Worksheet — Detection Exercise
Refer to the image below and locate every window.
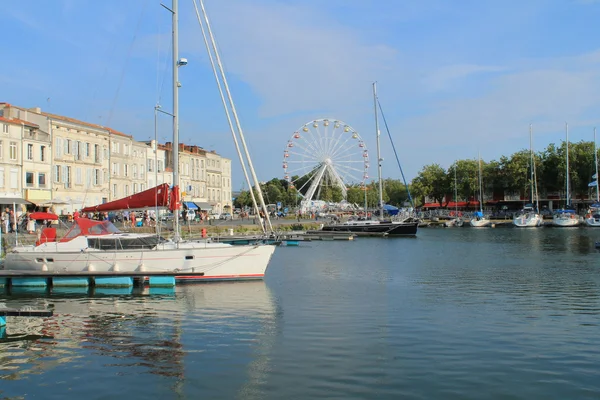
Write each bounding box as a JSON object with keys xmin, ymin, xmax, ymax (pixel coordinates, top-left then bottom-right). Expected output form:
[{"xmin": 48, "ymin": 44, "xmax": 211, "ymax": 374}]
[
  {"xmin": 133, "ymin": 183, "xmax": 138, "ymax": 193},
  {"xmin": 25, "ymin": 172, "xmax": 34, "ymax": 187},
  {"xmin": 124, "ymin": 185, "xmax": 129, "ymax": 196},
  {"xmin": 10, "ymin": 168, "xmax": 18, "ymax": 189},
  {"xmin": 38, "ymin": 173, "xmax": 46, "ymax": 188},
  {"xmin": 54, "ymin": 165, "xmax": 61, "ymax": 183},
  {"xmin": 158, "ymin": 160, "xmax": 163, "ymax": 172},
  {"xmin": 65, "ymin": 139, "xmax": 71, "ymax": 155},
  {"xmin": 75, "ymin": 167, "xmax": 82, "ymax": 185},
  {"xmin": 133, "ymin": 164, "xmax": 138, "ymax": 178},
  {"xmin": 140, "ymin": 165, "xmax": 145, "ymax": 179},
  {"xmin": 9, "ymin": 142, "xmax": 17, "ymax": 160},
  {"xmin": 2, "ymin": 124, "xmax": 8, "ymax": 133},
  {"xmin": 112, "ymin": 184, "xmax": 118, "ymax": 198},
  {"xmin": 74, "ymin": 141, "xmax": 81, "ymax": 160},
  {"xmin": 124, "ymin": 164, "xmax": 129, "ymax": 177},
  {"xmin": 94, "ymin": 144, "xmax": 101, "ymax": 163},
  {"xmin": 86, "ymin": 168, "xmax": 92, "ymax": 189},
  {"xmin": 140, "ymin": 184, "xmax": 145, "ymax": 191},
  {"xmin": 0, "ymin": 140, "xmax": 3, "ymax": 159},
  {"xmin": 40, "ymin": 146, "xmax": 46, "ymax": 162},
  {"xmin": 85, "ymin": 142, "xmax": 90, "ymax": 158},
  {"xmin": 148, "ymin": 159, "xmax": 154, "ymax": 172},
  {"xmin": 62, "ymin": 166, "xmax": 71, "ymax": 187},
  {"xmin": 27, "ymin": 144, "xmax": 33, "ymax": 160},
  {"xmin": 56, "ymin": 138, "xmax": 63, "ymax": 157},
  {"xmin": 0, "ymin": 167, "xmax": 4, "ymax": 187},
  {"xmin": 94, "ymin": 169, "xmax": 101, "ymax": 186}
]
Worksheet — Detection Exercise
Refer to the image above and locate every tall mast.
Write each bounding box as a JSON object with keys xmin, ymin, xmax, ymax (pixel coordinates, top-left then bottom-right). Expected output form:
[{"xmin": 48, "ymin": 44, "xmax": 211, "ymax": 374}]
[
  {"xmin": 529, "ymin": 124, "xmax": 534, "ymax": 204},
  {"xmin": 454, "ymin": 166, "xmax": 458, "ymax": 214},
  {"xmin": 171, "ymin": 0, "xmax": 181, "ymax": 240},
  {"xmin": 566, "ymin": 122, "xmax": 570, "ymax": 207},
  {"xmin": 478, "ymin": 152, "xmax": 483, "ymax": 213},
  {"xmin": 373, "ymin": 82, "xmax": 384, "ymax": 219},
  {"xmin": 595, "ymin": 127, "xmax": 599, "ymax": 203}
]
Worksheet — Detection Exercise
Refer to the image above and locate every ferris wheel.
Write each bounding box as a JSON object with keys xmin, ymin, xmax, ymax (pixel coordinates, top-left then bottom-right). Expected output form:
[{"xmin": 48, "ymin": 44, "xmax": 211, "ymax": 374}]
[{"xmin": 282, "ymin": 118, "xmax": 369, "ymax": 202}]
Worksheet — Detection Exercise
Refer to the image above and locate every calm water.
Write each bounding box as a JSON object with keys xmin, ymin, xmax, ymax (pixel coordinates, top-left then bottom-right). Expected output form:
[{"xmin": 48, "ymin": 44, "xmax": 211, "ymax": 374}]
[{"xmin": 2, "ymin": 227, "xmax": 600, "ymax": 399}]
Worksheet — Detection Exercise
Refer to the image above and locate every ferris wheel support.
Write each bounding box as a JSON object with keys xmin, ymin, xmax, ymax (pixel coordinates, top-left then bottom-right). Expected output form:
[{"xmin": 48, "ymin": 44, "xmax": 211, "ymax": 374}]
[{"xmin": 304, "ymin": 163, "xmax": 328, "ymax": 202}]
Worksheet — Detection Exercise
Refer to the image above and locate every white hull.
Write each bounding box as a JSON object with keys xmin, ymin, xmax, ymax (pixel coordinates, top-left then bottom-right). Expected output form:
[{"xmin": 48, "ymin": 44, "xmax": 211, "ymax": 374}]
[
  {"xmin": 585, "ymin": 217, "xmax": 600, "ymax": 226},
  {"xmin": 445, "ymin": 218, "xmax": 463, "ymax": 227},
  {"xmin": 469, "ymin": 218, "xmax": 491, "ymax": 227},
  {"xmin": 513, "ymin": 214, "xmax": 543, "ymax": 227},
  {"xmin": 4, "ymin": 237, "xmax": 276, "ymax": 281},
  {"xmin": 552, "ymin": 216, "xmax": 580, "ymax": 227}
]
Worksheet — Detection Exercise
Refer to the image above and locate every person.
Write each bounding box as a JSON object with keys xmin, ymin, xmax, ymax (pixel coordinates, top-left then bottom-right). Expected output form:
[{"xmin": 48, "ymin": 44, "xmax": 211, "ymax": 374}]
[
  {"xmin": 130, "ymin": 211, "xmax": 136, "ymax": 228},
  {"xmin": 26, "ymin": 213, "xmax": 36, "ymax": 234},
  {"xmin": 73, "ymin": 209, "xmax": 80, "ymax": 220}
]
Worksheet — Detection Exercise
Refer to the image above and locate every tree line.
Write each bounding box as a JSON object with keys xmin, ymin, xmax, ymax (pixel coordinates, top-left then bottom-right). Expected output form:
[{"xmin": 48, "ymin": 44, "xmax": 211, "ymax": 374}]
[
  {"xmin": 411, "ymin": 140, "xmax": 598, "ymax": 206},
  {"xmin": 233, "ymin": 140, "xmax": 599, "ymax": 209}
]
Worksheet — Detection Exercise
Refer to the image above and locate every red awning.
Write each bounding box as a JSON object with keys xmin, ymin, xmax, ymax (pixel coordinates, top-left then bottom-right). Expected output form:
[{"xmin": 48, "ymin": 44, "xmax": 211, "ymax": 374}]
[
  {"xmin": 29, "ymin": 212, "xmax": 59, "ymax": 220},
  {"xmin": 422, "ymin": 203, "xmax": 440, "ymax": 208}
]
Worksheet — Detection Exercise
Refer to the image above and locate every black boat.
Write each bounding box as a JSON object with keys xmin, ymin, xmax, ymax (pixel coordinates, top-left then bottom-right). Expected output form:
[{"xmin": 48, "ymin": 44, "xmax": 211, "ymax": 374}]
[{"xmin": 320, "ymin": 219, "xmax": 418, "ymax": 237}]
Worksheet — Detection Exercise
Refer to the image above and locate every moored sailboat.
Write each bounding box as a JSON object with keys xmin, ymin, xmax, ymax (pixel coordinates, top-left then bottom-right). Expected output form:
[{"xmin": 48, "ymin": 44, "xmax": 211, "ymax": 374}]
[
  {"xmin": 513, "ymin": 124, "xmax": 543, "ymax": 227},
  {"xmin": 553, "ymin": 123, "xmax": 580, "ymax": 227},
  {"xmin": 320, "ymin": 82, "xmax": 418, "ymax": 236},
  {"xmin": 585, "ymin": 127, "xmax": 600, "ymax": 227},
  {"xmin": 3, "ymin": 0, "xmax": 277, "ymax": 280},
  {"xmin": 469, "ymin": 154, "xmax": 490, "ymax": 227}
]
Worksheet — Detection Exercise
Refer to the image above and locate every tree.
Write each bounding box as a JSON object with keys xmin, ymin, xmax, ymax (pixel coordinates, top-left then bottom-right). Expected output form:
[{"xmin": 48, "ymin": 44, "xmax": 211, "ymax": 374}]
[{"xmin": 411, "ymin": 164, "xmax": 449, "ymax": 206}]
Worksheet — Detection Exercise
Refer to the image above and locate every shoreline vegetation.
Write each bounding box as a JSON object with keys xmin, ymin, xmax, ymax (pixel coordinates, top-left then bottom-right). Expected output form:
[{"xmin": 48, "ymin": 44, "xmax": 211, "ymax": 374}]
[{"xmin": 233, "ymin": 140, "xmax": 600, "ymax": 209}]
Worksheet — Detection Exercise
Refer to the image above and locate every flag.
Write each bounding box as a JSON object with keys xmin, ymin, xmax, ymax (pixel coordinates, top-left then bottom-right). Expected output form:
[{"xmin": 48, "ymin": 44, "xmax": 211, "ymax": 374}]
[{"xmin": 589, "ymin": 181, "xmax": 598, "ymax": 187}]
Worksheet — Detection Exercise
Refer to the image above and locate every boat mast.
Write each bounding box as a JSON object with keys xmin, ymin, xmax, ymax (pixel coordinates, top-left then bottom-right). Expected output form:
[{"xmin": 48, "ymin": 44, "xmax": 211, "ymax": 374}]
[
  {"xmin": 172, "ymin": 0, "xmax": 181, "ymax": 241},
  {"xmin": 478, "ymin": 152, "xmax": 483, "ymax": 213},
  {"xmin": 566, "ymin": 122, "xmax": 570, "ymax": 207},
  {"xmin": 529, "ymin": 124, "xmax": 534, "ymax": 205},
  {"xmin": 373, "ymin": 82, "xmax": 384, "ymax": 219},
  {"xmin": 595, "ymin": 127, "xmax": 599, "ymax": 203},
  {"xmin": 454, "ymin": 166, "xmax": 458, "ymax": 215}
]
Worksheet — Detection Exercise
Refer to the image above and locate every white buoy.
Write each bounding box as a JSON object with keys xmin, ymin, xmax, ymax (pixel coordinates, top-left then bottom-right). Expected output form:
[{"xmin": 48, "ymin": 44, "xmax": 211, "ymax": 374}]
[
  {"xmin": 41, "ymin": 263, "xmax": 48, "ymax": 271},
  {"xmin": 112, "ymin": 263, "xmax": 120, "ymax": 272},
  {"xmin": 137, "ymin": 263, "xmax": 146, "ymax": 272}
]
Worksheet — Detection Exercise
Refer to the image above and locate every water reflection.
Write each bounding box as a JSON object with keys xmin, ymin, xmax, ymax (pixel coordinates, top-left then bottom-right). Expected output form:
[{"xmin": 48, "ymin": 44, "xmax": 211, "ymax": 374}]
[{"xmin": 0, "ymin": 282, "xmax": 278, "ymax": 398}]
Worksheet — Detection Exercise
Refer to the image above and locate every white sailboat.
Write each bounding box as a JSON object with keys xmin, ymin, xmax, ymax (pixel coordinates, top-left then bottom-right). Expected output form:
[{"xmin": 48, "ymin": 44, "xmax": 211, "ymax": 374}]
[
  {"xmin": 585, "ymin": 127, "xmax": 600, "ymax": 227},
  {"xmin": 3, "ymin": 0, "xmax": 277, "ymax": 280},
  {"xmin": 445, "ymin": 167, "xmax": 463, "ymax": 227},
  {"xmin": 513, "ymin": 124, "xmax": 543, "ymax": 227},
  {"xmin": 553, "ymin": 122, "xmax": 580, "ymax": 227},
  {"xmin": 469, "ymin": 154, "xmax": 490, "ymax": 227}
]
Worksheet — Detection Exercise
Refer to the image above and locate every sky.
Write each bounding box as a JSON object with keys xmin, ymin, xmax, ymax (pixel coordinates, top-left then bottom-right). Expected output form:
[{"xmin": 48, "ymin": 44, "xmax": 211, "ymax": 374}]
[{"xmin": 3, "ymin": 0, "xmax": 600, "ymax": 190}]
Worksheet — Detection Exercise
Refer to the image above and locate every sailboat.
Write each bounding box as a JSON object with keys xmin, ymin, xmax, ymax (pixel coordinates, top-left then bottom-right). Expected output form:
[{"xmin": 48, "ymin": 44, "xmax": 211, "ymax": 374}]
[
  {"xmin": 320, "ymin": 82, "xmax": 418, "ymax": 236},
  {"xmin": 585, "ymin": 128, "xmax": 600, "ymax": 227},
  {"xmin": 513, "ymin": 124, "xmax": 543, "ymax": 227},
  {"xmin": 445, "ymin": 167, "xmax": 463, "ymax": 227},
  {"xmin": 2, "ymin": 0, "xmax": 277, "ymax": 280},
  {"xmin": 553, "ymin": 123, "xmax": 579, "ymax": 227},
  {"xmin": 469, "ymin": 154, "xmax": 491, "ymax": 227}
]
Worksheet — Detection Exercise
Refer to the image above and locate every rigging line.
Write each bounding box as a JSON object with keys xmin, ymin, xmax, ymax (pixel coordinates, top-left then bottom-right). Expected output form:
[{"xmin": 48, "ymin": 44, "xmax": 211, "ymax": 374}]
[
  {"xmin": 198, "ymin": 0, "xmax": 273, "ymax": 234},
  {"xmin": 376, "ymin": 98, "xmax": 414, "ymax": 208},
  {"xmin": 192, "ymin": 0, "xmax": 264, "ymax": 234},
  {"xmin": 106, "ymin": 0, "xmax": 149, "ymax": 127}
]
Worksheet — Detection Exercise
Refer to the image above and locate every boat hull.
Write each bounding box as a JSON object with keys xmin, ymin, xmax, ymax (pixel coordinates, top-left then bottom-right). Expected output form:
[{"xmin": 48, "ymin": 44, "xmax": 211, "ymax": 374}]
[
  {"xmin": 552, "ymin": 217, "xmax": 580, "ymax": 227},
  {"xmin": 469, "ymin": 218, "xmax": 491, "ymax": 227},
  {"xmin": 513, "ymin": 214, "xmax": 543, "ymax": 227},
  {"xmin": 3, "ymin": 244, "xmax": 277, "ymax": 282},
  {"xmin": 320, "ymin": 221, "xmax": 418, "ymax": 236},
  {"xmin": 585, "ymin": 217, "xmax": 600, "ymax": 227}
]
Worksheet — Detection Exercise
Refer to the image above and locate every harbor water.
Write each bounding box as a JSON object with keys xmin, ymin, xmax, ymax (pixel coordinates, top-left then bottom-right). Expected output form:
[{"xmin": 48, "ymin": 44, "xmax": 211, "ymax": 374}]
[{"xmin": 2, "ymin": 227, "xmax": 600, "ymax": 399}]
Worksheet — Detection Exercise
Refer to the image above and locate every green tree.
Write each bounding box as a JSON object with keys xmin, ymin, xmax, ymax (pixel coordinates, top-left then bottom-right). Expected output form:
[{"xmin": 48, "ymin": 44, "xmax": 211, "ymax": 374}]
[{"xmin": 411, "ymin": 164, "xmax": 449, "ymax": 206}]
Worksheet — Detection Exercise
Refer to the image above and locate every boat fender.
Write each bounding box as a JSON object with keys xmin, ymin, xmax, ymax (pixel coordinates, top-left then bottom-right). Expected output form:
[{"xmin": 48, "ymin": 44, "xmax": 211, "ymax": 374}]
[
  {"xmin": 87, "ymin": 264, "xmax": 96, "ymax": 272},
  {"xmin": 201, "ymin": 228, "xmax": 207, "ymax": 238},
  {"xmin": 41, "ymin": 263, "xmax": 48, "ymax": 271},
  {"xmin": 137, "ymin": 263, "xmax": 146, "ymax": 272},
  {"xmin": 112, "ymin": 263, "xmax": 120, "ymax": 272}
]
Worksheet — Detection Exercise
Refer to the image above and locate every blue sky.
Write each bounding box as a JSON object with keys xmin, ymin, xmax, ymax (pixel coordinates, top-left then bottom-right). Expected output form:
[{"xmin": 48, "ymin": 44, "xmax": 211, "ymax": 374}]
[{"xmin": 3, "ymin": 0, "xmax": 600, "ymax": 189}]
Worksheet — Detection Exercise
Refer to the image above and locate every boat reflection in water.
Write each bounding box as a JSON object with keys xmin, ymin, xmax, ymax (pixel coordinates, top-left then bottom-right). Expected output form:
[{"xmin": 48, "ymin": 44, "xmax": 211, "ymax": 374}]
[{"xmin": 0, "ymin": 282, "xmax": 277, "ymax": 398}]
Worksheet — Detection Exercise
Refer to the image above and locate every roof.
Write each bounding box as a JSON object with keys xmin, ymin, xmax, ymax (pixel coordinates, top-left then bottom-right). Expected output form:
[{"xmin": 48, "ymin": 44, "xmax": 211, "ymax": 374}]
[
  {"xmin": 2, "ymin": 104, "xmax": 130, "ymax": 138},
  {"xmin": 0, "ymin": 116, "xmax": 39, "ymax": 128}
]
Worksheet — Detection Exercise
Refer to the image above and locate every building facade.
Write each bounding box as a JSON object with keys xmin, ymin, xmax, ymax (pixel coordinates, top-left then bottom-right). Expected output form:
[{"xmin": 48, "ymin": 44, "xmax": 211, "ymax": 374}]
[{"xmin": 0, "ymin": 103, "xmax": 233, "ymax": 215}]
